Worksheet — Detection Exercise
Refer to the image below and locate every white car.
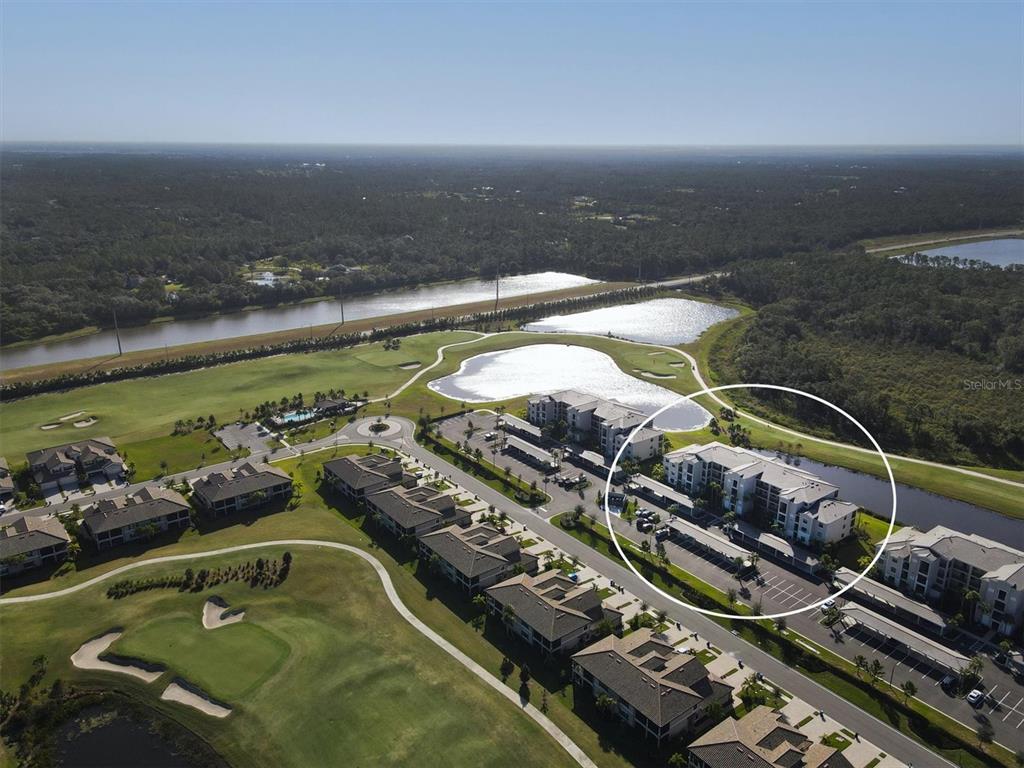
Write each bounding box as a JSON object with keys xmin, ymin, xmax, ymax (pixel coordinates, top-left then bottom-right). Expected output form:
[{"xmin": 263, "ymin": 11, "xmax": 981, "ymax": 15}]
[
  {"xmin": 820, "ymin": 598, "xmax": 837, "ymax": 614},
  {"xmin": 966, "ymin": 689, "xmax": 986, "ymax": 707},
  {"xmin": 483, "ymin": 432, "xmax": 496, "ymax": 441}
]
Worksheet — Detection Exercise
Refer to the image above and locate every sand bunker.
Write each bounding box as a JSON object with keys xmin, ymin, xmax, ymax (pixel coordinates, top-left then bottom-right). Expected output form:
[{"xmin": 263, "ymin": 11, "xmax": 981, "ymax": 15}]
[
  {"xmin": 202, "ymin": 597, "xmax": 246, "ymax": 630},
  {"xmin": 647, "ymin": 351, "xmax": 666, "ymax": 356},
  {"xmin": 71, "ymin": 631, "xmax": 164, "ymax": 683},
  {"xmin": 73, "ymin": 417, "xmax": 98, "ymax": 428},
  {"xmin": 640, "ymin": 371, "xmax": 676, "ymax": 380},
  {"xmin": 668, "ymin": 362, "xmax": 691, "ymax": 368},
  {"xmin": 161, "ymin": 681, "xmax": 232, "ymax": 718},
  {"xmin": 398, "ymin": 361, "xmax": 422, "ymax": 370},
  {"xmin": 59, "ymin": 411, "xmax": 86, "ymax": 422},
  {"xmin": 41, "ymin": 423, "xmax": 61, "ymax": 430}
]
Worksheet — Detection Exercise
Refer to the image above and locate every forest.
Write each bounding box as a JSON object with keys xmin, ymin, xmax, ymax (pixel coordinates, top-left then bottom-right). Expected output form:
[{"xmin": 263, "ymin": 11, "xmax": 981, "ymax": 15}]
[
  {"xmin": 2, "ymin": 146, "xmax": 1022, "ymax": 343},
  {"xmin": 709, "ymin": 255, "xmax": 1024, "ymax": 466}
]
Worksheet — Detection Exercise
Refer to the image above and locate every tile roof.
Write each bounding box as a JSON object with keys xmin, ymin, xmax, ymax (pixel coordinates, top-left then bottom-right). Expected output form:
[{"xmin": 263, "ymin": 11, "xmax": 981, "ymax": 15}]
[
  {"xmin": 82, "ymin": 486, "xmax": 191, "ymax": 535},
  {"xmin": 0, "ymin": 515, "xmax": 70, "ymax": 560},
  {"xmin": 419, "ymin": 522, "xmax": 538, "ymax": 578},
  {"xmin": 191, "ymin": 461, "xmax": 291, "ymax": 504},
  {"xmin": 367, "ymin": 484, "xmax": 462, "ymax": 530},
  {"xmin": 323, "ymin": 453, "xmax": 404, "ymax": 490},
  {"xmin": 572, "ymin": 629, "xmax": 732, "ymax": 727},
  {"xmin": 688, "ymin": 705, "xmax": 854, "ymax": 768},
  {"xmin": 486, "ymin": 571, "xmax": 622, "ymax": 643}
]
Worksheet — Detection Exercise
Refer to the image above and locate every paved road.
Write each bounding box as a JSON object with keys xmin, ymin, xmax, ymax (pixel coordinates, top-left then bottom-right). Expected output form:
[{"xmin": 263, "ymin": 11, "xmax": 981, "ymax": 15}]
[{"xmin": 0, "ymin": 538, "xmax": 593, "ymax": 768}]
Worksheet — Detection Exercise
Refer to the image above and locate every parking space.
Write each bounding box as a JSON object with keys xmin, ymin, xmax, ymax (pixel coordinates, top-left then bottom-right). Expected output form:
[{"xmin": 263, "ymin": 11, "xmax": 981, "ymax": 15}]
[{"xmin": 983, "ymin": 686, "xmax": 1024, "ymax": 729}]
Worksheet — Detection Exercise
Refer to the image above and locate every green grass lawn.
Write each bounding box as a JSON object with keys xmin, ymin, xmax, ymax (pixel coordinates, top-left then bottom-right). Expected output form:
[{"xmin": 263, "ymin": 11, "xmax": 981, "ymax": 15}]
[
  {"xmin": 0, "ymin": 331, "xmax": 476, "ymax": 461},
  {"xmin": 0, "ymin": 548, "xmax": 576, "ymax": 768},
  {"xmin": 112, "ymin": 615, "xmax": 290, "ymax": 700},
  {"xmin": 121, "ymin": 430, "xmax": 247, "ymax": 480}
]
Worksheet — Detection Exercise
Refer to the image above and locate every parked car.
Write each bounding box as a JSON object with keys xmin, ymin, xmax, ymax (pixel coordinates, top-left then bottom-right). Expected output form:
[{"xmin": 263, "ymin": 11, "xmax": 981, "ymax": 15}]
[
  {"xmin": 940, "ymin": 674, "xmax": 958, "ymax": 693},
  {"xmin": 483, "ymin": 432, "xmax": 496, "ymax": 441},
  {"xmin": 638, "ymin": 521, "xmax": 654, "ymax": 533},
  {"xmin": 966, "ymin": 689, "xmax": 986, "ymax": 707},
  {"xmin": 654, "ymin": 528, "xmax": 670, "ymax": 541},
  {"xmin": 819, "ymin": 598, "xmax": 837, "ymax": 614}
]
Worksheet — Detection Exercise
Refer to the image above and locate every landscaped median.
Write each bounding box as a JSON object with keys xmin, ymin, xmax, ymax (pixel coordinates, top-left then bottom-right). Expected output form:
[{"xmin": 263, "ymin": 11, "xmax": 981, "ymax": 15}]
[{"xmin": 551, "ymin": 513, "xmax": 1019, "ymax": 768}]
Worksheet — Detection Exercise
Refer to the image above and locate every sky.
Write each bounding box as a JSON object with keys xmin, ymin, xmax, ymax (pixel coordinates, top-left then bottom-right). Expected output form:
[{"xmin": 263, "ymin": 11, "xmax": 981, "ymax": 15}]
[{"xmin": 1, "ymin": 1, "xmax": 1022, "ymax": 146}]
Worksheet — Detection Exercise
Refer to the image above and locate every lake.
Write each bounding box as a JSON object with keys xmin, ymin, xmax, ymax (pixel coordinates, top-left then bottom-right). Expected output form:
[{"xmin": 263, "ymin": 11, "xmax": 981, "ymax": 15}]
[
  {"xmin": 756, "ymin": 450, "xmax": 1023, "ymax": 542},
  {"xmin": 918, "ymin": 237, "xmax": 1024, "ymax": 267},
  {"xmin": 2, "ymin": 272, "xmax": 599, "ymax": 371},
  {"xmin": 522, "ymin": 297, "xmax": 739, "ymax": 345},
  {"xmin": 427, "ymin": 343, "xmax": 710, "ymax": 430}
]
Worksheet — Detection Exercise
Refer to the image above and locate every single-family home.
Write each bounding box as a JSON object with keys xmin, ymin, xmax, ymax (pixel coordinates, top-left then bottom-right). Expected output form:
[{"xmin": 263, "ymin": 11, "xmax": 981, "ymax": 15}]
[
  {"xmin": 80, "ymin": 486, "xmax": 192, "ymax": 551},
  {"xmin": 0, "ymin": 516, "xmax": 71, "ymax": 577},
  {"xmin": 418, "ymin": 522, "xmax": 539, "ymax": 592},
  {"xmin": 191, "ymin": 461, "xmax": 293, "ymax": 515},
  {"xmin": 571, "ymin": 629, "xmax": 733, "ymax": 746},
  {"xmin": 25, "ymin": 438, "xmax": 126, "ymax": 495},
  {"xmin": 485, "ymin": 570, "xmax": 623, "ymax": 654}
]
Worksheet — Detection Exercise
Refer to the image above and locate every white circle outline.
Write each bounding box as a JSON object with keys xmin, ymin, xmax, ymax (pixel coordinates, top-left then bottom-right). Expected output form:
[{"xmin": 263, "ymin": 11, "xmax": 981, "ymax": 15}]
[{"xmin": 603, "ymin": 383, "xmax": 897, "ymax": 620}]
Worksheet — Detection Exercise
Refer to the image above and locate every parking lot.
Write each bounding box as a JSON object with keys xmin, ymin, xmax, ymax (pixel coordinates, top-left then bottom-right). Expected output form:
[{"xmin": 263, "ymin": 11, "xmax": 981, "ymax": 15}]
[{"xmin": 438, "ymin": 410, "xmax": 1024, "ymax": 750}]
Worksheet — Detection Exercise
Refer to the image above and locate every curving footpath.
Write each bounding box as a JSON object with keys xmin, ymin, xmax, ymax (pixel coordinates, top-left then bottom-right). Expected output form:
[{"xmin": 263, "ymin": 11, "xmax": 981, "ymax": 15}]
[{"xmin": 0, "ymin": 539, "xmax": 596, "ymax": 768}]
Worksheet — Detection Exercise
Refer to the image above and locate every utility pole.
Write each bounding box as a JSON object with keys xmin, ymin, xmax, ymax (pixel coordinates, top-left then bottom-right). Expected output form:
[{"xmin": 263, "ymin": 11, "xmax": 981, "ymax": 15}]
[
  {"xmin": 338, "ymin": 284, "xmax": 345, "ymax": 326},
  {"xmin": 494, "ymin": 266, "xmax": 500, "ymax": 312},
  {"xmin": 112, "ymin": 307, "xmax": 123, "ymax": 356}
]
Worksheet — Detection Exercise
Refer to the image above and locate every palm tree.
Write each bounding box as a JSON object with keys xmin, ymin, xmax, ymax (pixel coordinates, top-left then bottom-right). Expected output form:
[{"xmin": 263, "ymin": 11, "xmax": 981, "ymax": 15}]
[
  {"xmin": 853, "ymin": 654, "xmax": 867, "ymax": 678},
  {"xmin": 501, "ymin": 604, "xmax": 517, "ymax": 635},
  {"xmin": 901, "ymin": 680, "xmax": 917, "ymax": 703},
  {"xmin": 868, "ymin": 658, "xmax": 884, "ymax": 685}
]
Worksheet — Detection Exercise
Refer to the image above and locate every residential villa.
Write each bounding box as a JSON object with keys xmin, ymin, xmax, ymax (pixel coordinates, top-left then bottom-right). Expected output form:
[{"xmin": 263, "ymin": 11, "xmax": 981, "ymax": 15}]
[
  {"xmin": 80, "ymin": 486, "xmax": 192, "ymax": 551},
  {"xmin": 0, "ymin": 516, "xmax": 71, "ymax": 577},
  {"xmin": 663, "ymin": 442, "xmax": 856, "ymax": 546},
  {"xmin": 571, "ymin": 629, "xmax": 733, "ymax": 746},
  {"xmin": 687, "ymin": 705, "xmax": 854, "ymax": 768},
  {"xmin": 879, "ymin": 525, "xmax": 1024, "ymax": 636},
  {"xmin": 323, "ymin": 453, "xmax": 406, "ymax": 502},
  {"xmin": 25, "ymin": 438, "xmax": 126, "ymax": 495},
  {"xmin": 527, "ymin": 390, "xmax": 662, "ymax": 462},
  {"xmin": 365, "ymin": 484, "xmax": 470, "ymax": 538},
  {"xmin": 0, "ymin": 457, "xmax": 15, "ymax": 508},
  {"xmin": 485, "ymin": 570, "xmax": 624, "ymax": 654},
  {"xmin": 191, "ymin": 461, "xmax": 293, "ymax": 515},
  {"xmin": 418, "ymin": 522, "xmax": 539, "ymax": 593}
]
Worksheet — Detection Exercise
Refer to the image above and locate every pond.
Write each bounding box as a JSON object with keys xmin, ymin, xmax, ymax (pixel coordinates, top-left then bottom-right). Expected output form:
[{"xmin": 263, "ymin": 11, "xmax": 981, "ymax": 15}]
[
  {"xmin": 522, "ymin": 297, "xmax": 739, "ymax": 345},
  {"xmin": 755, "ymin": 449, "xmax": 1023, "ymax": 542},
  {"xmin": 54, "ymin": 706, "xmax": 212, "ymax": 768},
  {"xmin": 916, "ymin": 237, "xmax": 1024, "ymax": 267},
  {"xmin": 2, "ymin": 272, "xmax": 600, "ymax": 371},
  {"xmin": 427, "ymin": 343, "xmax": 710, "ymax": 430}
]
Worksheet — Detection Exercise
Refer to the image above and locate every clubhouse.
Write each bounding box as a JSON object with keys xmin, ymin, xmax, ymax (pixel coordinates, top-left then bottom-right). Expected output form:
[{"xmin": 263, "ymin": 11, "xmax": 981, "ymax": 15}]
[
  {"xmin": 80, "ymin": 486, "xmax": 192, "ymax": 551},
  {"xmin": 571, "ymin": 629, "xmax": 732, "ymax": 746}
]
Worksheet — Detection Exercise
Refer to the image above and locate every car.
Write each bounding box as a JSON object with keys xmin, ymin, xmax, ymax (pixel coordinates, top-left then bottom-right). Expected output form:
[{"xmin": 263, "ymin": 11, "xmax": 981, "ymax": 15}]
[
  {"xmin": 483, "ymin": 431, "xmax": 496, "ymax": 441},
  {"xmin": 819, "ymin": 598, "xmax": 837, "ymax": 614},
  {"xmin": 940, "ymin": 674, "xmax": 958, "ymax": 692},
  {"xmin": 638, "ymin": 521, "xmax": 654, "ymax": 533},
  {"xmin": 654, "ymin": 528, "xmax": 670, "ymax": 541},
  {"xmin": 966, "ymin": 689, "xmax": 986, "ymax": 707}
]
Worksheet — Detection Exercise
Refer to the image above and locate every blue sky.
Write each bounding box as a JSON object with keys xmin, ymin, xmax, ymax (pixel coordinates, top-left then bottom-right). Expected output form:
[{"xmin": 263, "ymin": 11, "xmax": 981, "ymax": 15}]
[{"xmin": 2, "ymin": 1, "xmax": 1021, "ymax": 145}]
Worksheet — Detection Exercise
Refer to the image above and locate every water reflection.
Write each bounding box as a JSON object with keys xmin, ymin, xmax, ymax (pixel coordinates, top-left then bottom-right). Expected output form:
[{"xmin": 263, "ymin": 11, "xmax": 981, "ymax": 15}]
[
  {"xmin": 428, "ymin": 344, "xmax": 710, "ymax": 430},
  {"xmin": 917, "ymin": 238, "xmax": 1024, "ymax": 267},
  {"xmin": 522, "ymin": 297, "xmax": 739, "ymax": 345},
  {"xmin": 3, "ymin": 272, "xmax": 599, "ymax": 370}
]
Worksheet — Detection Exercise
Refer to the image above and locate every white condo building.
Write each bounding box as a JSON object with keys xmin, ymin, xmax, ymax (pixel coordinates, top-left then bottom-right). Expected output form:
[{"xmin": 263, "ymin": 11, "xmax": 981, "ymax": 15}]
[
  {"xmin": 662, "ymin": 442, "xmax": 857, "ymax": 546},
  {"xmin": 526, "ymin": 390, "xmax": 662, "ymax": 462},
  {"xmin": 879, "ymin": 525, "xmax": 1024, "ymax": 636}
]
